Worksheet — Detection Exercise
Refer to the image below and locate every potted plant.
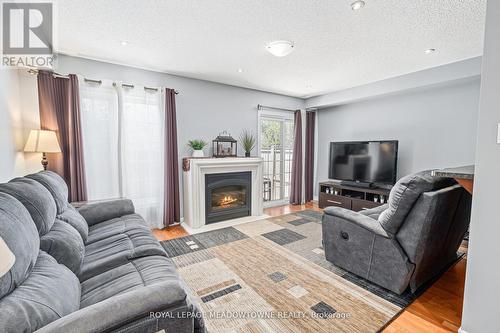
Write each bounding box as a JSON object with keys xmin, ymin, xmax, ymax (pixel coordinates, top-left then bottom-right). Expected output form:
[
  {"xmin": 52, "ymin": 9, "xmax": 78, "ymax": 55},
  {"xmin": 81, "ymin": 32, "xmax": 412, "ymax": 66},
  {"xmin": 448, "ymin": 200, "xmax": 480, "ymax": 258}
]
[
  {"xmin": 188, "ymin": 139, "xmax": 207, "ymax": 157},
  {"xmin": 239, "ymin": 130, "xmax": 256, "ymax": 157}
]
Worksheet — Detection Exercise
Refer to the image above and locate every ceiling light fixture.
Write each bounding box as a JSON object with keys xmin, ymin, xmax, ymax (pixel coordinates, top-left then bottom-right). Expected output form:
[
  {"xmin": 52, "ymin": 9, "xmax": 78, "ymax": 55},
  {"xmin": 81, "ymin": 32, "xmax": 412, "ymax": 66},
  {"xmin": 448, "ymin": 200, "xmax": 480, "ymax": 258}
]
[
  {"xmin": 237, "ymin": 68, "xmax": 243, "ymax": 73},
  {"xmin": 351, "ymin": 1, "xmax": 365, "ymax": 11},
  {"xmin": 425, "ymin": 48, "xmax": 436, "ymax": 54},
  {"xmin": 266, "ymin": 40, "xmax": 295, "ymax": 57},
  {"xmin": 120, "ymin": 40, "xmax": 129, "ymax": 46}
]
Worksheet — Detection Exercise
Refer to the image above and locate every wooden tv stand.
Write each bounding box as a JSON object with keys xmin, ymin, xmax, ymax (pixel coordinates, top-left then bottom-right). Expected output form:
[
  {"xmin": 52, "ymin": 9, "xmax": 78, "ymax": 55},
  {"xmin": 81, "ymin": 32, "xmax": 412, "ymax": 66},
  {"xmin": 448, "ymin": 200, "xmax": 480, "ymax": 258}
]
[{"xmin": 318, "ymin": 181, "xmax": 391, "ymax": 211}]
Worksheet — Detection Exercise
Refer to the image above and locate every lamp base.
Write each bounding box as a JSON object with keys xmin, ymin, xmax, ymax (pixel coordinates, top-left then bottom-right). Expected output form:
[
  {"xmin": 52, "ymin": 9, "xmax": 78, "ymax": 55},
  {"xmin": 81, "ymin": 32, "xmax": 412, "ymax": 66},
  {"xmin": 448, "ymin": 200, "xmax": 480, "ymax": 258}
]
[{"xmin": 41, "ymin": 152, "xmax": 48, "ymax": 171}]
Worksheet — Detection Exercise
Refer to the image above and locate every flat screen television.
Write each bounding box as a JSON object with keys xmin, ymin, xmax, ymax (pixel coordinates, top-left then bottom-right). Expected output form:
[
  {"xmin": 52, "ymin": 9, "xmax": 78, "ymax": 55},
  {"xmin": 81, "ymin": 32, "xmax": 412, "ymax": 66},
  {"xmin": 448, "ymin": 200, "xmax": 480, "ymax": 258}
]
[{"xmin": 329, "ymin": 141, "xmax": 398, "ymax": 186}]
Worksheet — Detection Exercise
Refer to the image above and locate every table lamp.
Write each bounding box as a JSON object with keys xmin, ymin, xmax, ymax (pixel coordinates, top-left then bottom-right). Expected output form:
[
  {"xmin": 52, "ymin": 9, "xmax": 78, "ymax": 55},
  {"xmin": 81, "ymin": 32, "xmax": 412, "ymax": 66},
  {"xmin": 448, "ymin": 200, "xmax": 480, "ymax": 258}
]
[
  {"xmin": 24, "ymin": 129, "xmax": 62, "ymax": 170},
  {"xmin": 0, "ymin": 237, "xmax": 15, "ymax": 278}
]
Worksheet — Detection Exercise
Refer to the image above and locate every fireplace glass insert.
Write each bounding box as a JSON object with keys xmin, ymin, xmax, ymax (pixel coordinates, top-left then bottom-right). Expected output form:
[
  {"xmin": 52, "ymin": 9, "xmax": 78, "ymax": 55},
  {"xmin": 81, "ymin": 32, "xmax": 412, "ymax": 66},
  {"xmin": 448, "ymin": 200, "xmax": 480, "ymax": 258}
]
[{"xmin": 205, "ymin": 171, "xmax": 251, "ymax": 223}]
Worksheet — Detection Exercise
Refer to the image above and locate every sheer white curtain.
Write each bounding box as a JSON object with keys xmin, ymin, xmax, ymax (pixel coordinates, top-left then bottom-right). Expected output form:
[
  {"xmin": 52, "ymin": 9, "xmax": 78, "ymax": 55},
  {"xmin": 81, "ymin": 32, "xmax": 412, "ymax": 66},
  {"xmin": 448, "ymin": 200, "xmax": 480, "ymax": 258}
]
[
  {"xmin": 80, "ymin": 80, "xmax": 120, "ymax": 200},
  {"xmin": 80, "ymin": 78, "xmax": 165, "ymax": 229},
  {"xmin": 118, "ymin": 85, "xmax": 164, "ymax": 228}
]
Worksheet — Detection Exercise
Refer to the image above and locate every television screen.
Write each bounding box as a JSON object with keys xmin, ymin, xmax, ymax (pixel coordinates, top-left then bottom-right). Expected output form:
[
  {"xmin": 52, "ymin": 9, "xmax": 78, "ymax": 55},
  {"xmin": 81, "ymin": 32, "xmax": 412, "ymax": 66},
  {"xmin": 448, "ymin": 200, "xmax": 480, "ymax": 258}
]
[{"xmin": 329, "ymin": 141, "xmax": 398, "ymax": 185}]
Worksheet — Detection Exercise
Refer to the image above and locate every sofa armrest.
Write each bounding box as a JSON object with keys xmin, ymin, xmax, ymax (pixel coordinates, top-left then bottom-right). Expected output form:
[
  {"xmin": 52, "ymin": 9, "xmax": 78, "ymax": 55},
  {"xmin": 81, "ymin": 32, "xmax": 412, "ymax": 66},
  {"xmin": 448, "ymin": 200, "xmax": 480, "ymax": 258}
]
[
  {"xmin": 75, "ymin": 199, "xmax": 135, "ymax": 226},
  {"xmin": 34, "ymin": 281, "xmax": 193, "ymax": 333},
  {"xmin": 323, "ymin": 206, "xmax": 389, "ymax": 238}
]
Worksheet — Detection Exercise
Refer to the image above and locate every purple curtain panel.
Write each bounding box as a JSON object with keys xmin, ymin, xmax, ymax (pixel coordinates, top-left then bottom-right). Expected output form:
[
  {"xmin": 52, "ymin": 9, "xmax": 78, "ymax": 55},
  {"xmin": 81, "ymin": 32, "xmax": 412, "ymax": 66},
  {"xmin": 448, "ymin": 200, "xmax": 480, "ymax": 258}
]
[
  {"xmin": 305, "ymin": 111, "xmax": 315, "ymax": 202},
  {"xmin": 290, "ymin": 110, "xmax": 303, "ymax": 205},
  {"xmin": 163, "ymin": 88, "xmax": 181, "ymax": 226},
  {"xmin": 37, "ymin": 71, "xmax": 87, "ymax": 202}
]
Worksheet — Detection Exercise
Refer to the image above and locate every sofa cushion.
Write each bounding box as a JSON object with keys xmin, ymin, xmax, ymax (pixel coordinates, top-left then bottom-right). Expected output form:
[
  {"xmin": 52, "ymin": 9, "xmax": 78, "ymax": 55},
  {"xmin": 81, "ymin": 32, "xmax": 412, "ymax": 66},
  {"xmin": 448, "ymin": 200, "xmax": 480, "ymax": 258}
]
[
  {"xmin": 27, "ymin": 171, "xmax": 68, "ymax": 214},
  {"xmin": 0, "ymin": 251, "xmax": 80, "ymax": 332},
  {"xmin": 80, "ymin": 256, "xmax": 178, "ymax": 308},
  {"xmin": 57, "ymin": 205, "xmax": 89, "ymax": 242},
  {"xmin": 79, "ymin": 227, "xmax": 167, "ymax": 281},
  {"xmin": 86, "ymin": 213, "xmax": 150, "ymax": 244},
  {"xmin": 0, "ymin": 193, "xmax": 39, "ymax": 299},
  {"xmin": 379, "ymin": 171, "xmax": 456, "ymax": 235},
  {"xmin": 0, "ymin": 178, "xmax": 56, "ymax": 235},
  {"xmin": 40, "ymin": 220, "xmax": 85, "ymax": 274},
  {"xmin": 27, "ymin": 171, "xmax": 89, "ymax": 242}
]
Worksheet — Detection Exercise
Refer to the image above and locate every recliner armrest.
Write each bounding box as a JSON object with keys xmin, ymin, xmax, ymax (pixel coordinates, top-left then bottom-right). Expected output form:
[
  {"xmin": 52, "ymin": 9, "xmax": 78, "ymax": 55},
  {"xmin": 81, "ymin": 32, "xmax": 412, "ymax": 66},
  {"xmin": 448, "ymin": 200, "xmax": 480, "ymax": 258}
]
[
  {"xmin": 34, "ymin": 281, "xmax": 193, "ymax": 333},
  {"xmin": 323, "ymin": 206, "xmax": 389, "ymax": 238},
  {"xmin": 75, "ymin": 199, "xmax": 135, "ymax": 226}
]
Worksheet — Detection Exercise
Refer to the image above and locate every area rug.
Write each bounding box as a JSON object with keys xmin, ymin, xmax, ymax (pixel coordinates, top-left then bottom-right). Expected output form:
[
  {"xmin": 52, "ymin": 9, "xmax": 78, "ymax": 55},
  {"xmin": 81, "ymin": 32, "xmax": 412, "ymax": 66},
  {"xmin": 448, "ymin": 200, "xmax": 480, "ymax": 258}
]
[{"xmin": 161, "ymin": 210, "xmax": 462, "ymax": 332}]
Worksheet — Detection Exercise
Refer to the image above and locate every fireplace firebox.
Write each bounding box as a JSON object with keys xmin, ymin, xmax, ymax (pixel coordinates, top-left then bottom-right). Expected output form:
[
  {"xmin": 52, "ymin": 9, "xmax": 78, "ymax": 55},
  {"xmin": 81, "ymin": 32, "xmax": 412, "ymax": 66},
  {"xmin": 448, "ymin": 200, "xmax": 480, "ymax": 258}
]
[{"xmin": 205, "ymin": 171, "xmax": 251, "ymax": 224}]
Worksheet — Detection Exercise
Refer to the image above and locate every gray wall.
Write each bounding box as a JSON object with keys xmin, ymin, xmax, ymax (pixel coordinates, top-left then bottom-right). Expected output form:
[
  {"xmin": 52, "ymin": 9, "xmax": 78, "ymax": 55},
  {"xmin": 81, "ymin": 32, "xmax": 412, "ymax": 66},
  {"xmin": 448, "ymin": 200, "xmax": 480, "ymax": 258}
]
[
  {"xmin": 460, "ymin": 1, "xmax": 500, "ymax": 332},
  {"xmin": 315, "ymin": 78, "xmax": 480, "ymax": 194},
  {"xmin": 0, "ymin": 69, "xmax": 41, "ymax": 182},
  {"xmin": 54, "ymin": 54, "xmax": 304, "ymax": 217}
]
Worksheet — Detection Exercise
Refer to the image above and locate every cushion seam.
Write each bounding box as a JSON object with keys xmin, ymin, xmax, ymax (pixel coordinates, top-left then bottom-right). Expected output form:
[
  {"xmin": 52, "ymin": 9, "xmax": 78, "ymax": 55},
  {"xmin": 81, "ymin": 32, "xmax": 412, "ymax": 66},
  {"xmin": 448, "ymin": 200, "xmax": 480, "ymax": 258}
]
[
  {"xmin": 366, "ymin": 233, "xmax": 376, "ymax": 280},
  {"xmin": 130, "ymin": 260, "xmax": 147, "ymax": 286},
  {"xmin": 29, "ymin": 177, "xmax": 65, "ymax": 212}
]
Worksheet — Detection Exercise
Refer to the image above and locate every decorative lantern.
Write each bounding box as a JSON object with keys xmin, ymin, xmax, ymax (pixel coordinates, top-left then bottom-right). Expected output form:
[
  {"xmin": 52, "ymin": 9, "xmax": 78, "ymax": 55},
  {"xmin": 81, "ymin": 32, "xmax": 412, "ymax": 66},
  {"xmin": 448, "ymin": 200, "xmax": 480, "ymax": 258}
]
[{"xmin": 212, "ymin": 131, "xmax": 237, "ymax": 158}]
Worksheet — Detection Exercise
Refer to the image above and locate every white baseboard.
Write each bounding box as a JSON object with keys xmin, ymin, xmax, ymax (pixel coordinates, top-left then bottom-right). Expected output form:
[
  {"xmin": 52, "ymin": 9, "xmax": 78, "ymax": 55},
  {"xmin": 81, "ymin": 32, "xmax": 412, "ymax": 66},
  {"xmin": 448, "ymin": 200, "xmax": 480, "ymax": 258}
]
[
  {"xmin": 458, "ymin": 327, "xmax": 468, "ymax": 333},
  {"xmin": 181, "ymin": 214, "xmax": 270, "ymax": 235}
]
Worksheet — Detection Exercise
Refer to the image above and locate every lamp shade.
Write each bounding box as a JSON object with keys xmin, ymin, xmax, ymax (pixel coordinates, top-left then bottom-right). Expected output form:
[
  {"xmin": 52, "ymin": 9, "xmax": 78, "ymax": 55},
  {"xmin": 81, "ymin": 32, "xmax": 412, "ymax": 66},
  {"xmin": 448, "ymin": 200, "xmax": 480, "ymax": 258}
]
[
  {"xmin": 24, "ymin": 130, "xmax": 61, "ymax": 153},
  {"xmin": 0, "ymin": 237, "xmax": 15, "ymax": 278}
]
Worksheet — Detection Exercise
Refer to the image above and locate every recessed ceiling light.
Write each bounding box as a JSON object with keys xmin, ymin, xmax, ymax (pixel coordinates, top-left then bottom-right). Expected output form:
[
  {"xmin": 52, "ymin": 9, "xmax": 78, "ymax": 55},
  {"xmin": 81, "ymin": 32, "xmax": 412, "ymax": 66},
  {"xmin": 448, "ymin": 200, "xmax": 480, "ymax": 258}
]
[
  {"xmin": 120, "ymin": 40, "xmax": 129, "ymax": 46},
  {"xmin": 266, "ymin": 40, "xmax": 295, "ymax": 57},
  {"xmin": 425, "ymin": 48, "xmax": 436, "ymax": 54},
  {"xmin": 351, "ymin": 1, "xmax": 365, "ymax": 11},
  {"xmin": 237, "ymin": 68, "xmax": 243, "ymax": 73}
]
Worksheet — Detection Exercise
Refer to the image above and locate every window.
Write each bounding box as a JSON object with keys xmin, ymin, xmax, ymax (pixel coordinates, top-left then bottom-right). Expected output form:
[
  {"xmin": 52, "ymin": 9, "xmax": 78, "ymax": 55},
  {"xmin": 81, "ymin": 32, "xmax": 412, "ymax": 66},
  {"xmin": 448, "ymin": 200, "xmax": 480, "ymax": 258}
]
[{"xmin": 80, "ymin": 79, "xmax": 165, "ymax": 228}]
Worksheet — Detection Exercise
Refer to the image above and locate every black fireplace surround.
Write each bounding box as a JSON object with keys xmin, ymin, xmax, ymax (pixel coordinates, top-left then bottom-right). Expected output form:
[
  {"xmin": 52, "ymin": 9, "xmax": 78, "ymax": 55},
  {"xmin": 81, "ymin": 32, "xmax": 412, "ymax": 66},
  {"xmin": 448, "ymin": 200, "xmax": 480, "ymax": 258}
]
[{"xmin": 205, "ymin": 171, "xmax": 251, "ymax": 224}]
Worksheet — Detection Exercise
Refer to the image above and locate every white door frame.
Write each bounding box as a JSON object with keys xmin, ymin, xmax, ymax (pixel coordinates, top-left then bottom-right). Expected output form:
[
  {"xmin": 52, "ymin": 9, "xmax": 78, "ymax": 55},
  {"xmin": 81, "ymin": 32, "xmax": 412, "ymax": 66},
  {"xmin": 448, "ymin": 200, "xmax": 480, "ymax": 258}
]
[{"xmin": 257, "ymin": 109, "xmax": 295, "ymax": 207}]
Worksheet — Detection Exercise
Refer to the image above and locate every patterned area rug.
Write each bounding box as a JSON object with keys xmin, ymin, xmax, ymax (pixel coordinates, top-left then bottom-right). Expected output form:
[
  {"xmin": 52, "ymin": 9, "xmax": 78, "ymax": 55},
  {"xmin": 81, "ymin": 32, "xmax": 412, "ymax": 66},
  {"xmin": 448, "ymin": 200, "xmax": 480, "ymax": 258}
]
[{"xmin": 161, "ymin": 210, "xmax": 460, "ymax": 332}]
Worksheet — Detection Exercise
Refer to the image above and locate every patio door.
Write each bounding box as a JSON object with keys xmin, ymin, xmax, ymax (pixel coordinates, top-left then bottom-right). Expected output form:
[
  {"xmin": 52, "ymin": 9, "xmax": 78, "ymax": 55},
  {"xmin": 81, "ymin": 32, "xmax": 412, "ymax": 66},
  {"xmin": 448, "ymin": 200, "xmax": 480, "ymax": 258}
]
[{"xmin": 258, "ymin": 111, "xmax": 295, "ymax": 206}]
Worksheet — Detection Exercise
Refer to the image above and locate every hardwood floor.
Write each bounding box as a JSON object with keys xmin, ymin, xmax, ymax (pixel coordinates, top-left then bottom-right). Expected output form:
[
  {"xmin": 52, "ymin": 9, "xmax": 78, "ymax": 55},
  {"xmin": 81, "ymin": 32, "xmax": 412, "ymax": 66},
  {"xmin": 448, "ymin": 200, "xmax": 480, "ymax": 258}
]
[
  {"xmin": 264, "ymin": 201, "xmax": 323, "ymax": 217},
  {"xmin": 152, "ymin": 224, "xmax": 189, "ymax": 241},
  {"xmin": 383, "ymin": 257, "xmax": 466, "ymax": 332},
  {"xmin": 153, "ymin": 202, "xmax": 466, "ymax": 332}
]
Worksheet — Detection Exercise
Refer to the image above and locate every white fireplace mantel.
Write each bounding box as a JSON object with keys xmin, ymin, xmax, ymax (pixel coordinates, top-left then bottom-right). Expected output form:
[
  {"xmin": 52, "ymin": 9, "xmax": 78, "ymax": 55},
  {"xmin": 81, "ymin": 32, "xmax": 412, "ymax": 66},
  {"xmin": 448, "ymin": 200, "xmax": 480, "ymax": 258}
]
[{"xmin": 182, "ymin": 157, "xmax": 264, "ymax": 230}]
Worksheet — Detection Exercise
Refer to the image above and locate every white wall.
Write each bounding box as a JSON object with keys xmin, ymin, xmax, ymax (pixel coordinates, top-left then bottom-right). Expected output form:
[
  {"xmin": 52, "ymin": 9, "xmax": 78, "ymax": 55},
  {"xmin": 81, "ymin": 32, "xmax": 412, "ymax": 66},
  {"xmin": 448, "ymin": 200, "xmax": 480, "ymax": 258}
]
[
  {"xmin": 315, "ymin": 78, "xmax": 480, "ymax": 194},
  {"xmin": 54, "ymin": 54, "xmax": 304, "ymax": 217},
  {"xmin": 460, "ymin": 1, "xmax": 500, "ymax": 332},
  {"xmin": 0, "ymin": 69, "xmax": 41, "ymax": 182}
]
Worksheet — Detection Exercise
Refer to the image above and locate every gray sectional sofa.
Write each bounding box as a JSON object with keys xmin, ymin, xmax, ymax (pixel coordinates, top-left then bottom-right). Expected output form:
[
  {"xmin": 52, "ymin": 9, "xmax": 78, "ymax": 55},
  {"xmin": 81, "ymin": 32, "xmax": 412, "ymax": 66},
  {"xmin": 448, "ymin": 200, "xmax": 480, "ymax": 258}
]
[
  {"xmin": 322, "ymin": 171, "xmax": 471, "ymax": 295},
  {"xmin": 0, "ymin": 171, "xmax": 205, "ymax": 333}
]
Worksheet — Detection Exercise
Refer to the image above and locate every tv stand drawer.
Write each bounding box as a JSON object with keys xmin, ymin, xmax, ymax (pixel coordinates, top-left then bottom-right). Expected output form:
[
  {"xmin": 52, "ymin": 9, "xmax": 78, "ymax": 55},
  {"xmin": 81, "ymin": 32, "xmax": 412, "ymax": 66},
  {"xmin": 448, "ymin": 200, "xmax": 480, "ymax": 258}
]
[
  {"xmin": 319, "ymin": 193, "xmax": 351, "ymax": 209},
  {"xmin": 351, "ymin": 199, "xmax": 383, "ymax": 212}
]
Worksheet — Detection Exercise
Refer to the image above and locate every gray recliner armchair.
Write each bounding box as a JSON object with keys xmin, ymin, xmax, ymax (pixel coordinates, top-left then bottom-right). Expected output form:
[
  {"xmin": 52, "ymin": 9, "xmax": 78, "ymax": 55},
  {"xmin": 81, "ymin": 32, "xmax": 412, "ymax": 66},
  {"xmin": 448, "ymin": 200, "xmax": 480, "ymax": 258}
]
[{"xmin": 322, "ymin": 171, "xmax": 471, "ymax": 295}]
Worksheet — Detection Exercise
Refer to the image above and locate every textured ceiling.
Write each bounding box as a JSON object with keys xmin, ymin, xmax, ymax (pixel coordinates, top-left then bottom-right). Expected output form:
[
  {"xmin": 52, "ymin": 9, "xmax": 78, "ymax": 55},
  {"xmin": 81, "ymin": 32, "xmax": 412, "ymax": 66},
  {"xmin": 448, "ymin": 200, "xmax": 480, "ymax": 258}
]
[{"xmin": 56, "ymin": 0, "xmax": 487, "ymax": 98}]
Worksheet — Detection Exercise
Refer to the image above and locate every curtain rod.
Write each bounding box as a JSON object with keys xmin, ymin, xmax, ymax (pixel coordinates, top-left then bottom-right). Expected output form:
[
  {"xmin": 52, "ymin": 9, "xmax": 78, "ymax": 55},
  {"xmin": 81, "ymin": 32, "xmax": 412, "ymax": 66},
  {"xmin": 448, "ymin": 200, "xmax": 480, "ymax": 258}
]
[
  {"xmin": 257, "ymin": 104, "xmax": 299, "ymax": 112},
  {"xmin": 85, "ymin": 78, "xmax": 179, "ymax": 94},
  {"xmin": 27, "ymin": 69, "xmax": 179, "ymax": 94},
  {"xmin": 28, "ymin": 68, "xmax": 69, "ymax": 79}
]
